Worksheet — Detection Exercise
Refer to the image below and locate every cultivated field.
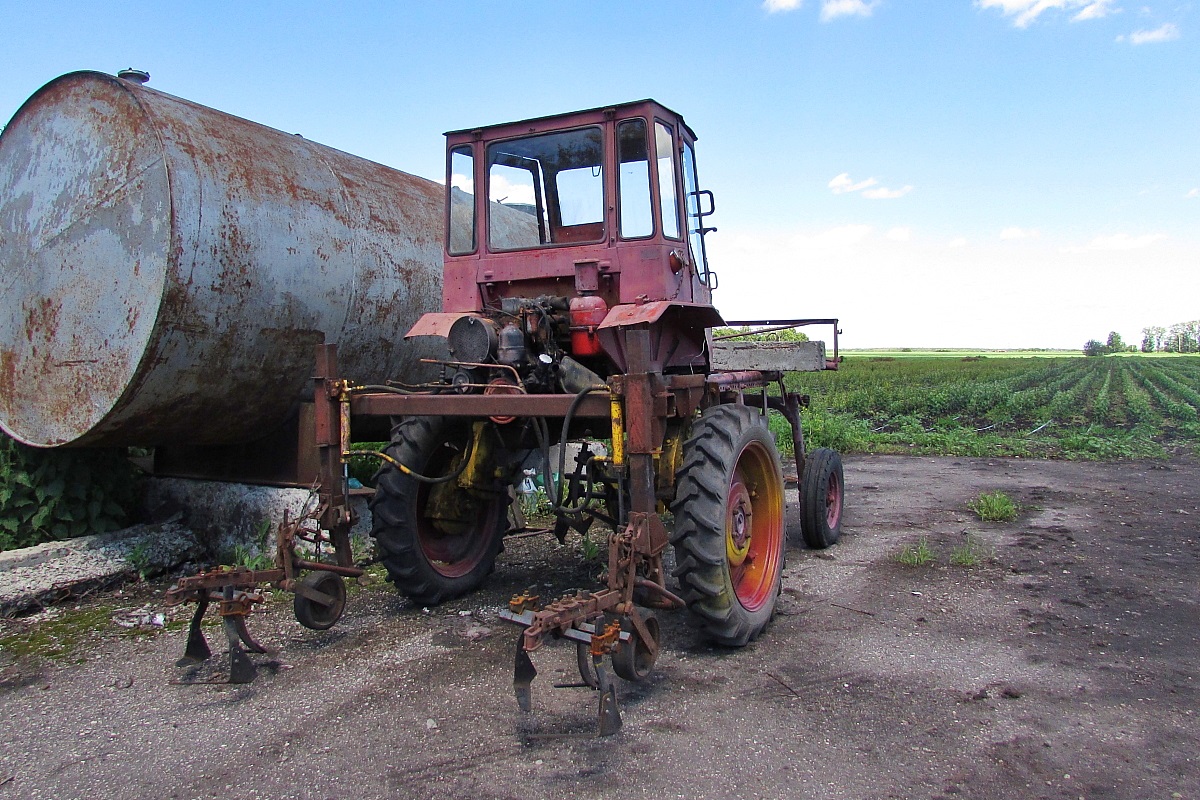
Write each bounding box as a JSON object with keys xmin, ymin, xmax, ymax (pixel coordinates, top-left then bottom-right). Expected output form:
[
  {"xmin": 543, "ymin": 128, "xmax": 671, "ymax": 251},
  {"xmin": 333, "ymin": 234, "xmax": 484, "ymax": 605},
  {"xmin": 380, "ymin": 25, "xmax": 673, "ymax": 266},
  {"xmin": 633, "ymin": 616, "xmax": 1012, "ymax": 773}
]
[{"xmin": 785, "ymin": 355, "xmax": 1200, "ymax": 460}]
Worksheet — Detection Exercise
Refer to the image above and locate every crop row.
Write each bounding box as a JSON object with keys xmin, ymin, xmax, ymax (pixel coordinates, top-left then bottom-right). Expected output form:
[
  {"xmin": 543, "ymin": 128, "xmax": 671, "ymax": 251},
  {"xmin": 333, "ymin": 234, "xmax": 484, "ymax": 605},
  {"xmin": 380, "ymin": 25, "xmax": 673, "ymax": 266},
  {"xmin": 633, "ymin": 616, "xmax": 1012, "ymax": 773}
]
[{"xmin": 784, "ymin": 355, "xmax": 1200, "ymax": 458}]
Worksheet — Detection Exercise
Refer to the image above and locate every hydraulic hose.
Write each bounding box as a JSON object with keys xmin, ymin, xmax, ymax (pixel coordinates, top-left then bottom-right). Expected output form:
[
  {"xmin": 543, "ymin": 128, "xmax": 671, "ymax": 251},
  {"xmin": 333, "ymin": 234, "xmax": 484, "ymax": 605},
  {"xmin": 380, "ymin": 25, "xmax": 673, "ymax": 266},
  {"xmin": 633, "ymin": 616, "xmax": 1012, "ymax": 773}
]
[
  {"xmin": 552, "ymin": 385, "xmax": 609, "ymax": 514},
  {"xmin": 359, "ymin": 431, "xmax": 476, "ymax": 485}
]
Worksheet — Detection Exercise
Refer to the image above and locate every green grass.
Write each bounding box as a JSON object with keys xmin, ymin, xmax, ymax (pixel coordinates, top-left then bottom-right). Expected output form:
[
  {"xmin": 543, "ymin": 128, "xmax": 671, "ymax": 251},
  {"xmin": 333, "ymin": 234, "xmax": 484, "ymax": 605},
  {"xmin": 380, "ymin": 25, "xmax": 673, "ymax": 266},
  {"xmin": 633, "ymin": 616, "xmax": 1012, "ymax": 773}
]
[
  {"xmin": 781, "ymin": 355, "xmax": 1200, "ymax": 460},
  {"xmin": 844, "ymin": 349, "xmax": 1080, "ymax": 359},
  {"xmin": 896, "ymin": 537, "xmax": 937, "ymax": 566},
  {"xmin": 949, "ymin": 534, "xmax": 993, "ymax": 567},
  {"xmin": 0, "ymin": 605, "xmax": 117, "ymax": 661},
  {"xmin": 968, "ymin": 491, "xmax": 1020, "ymax": 522}
]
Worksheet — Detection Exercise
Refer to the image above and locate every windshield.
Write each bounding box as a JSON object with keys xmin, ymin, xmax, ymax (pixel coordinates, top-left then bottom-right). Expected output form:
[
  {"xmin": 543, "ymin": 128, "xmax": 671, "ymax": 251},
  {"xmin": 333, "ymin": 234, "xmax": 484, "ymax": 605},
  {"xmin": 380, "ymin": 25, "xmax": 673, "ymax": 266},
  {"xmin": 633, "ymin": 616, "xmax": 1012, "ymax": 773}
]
[{"xmin": 486, "ymin": 126, "xmax": 605, "ymax": 251}]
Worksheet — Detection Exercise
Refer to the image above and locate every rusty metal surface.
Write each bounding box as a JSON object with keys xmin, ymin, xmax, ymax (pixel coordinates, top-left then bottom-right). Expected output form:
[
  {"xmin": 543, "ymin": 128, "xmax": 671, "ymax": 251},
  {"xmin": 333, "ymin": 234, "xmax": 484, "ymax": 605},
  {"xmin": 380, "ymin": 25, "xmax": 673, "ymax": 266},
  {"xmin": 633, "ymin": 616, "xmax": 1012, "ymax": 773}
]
[
  {"xmin": 597, "ymin": 301, "xmax": 722, "ymax": 330},
  {"xmin": 349, "ymin": 390, "xmax": 612, "ymax": 418},
  {"xmin": 711, "ymin": 340, "xmax": 828, "ymax": 372},
  {"xmin": 0, "ymin": 71, "xmax": 445, "ymax": 448}
]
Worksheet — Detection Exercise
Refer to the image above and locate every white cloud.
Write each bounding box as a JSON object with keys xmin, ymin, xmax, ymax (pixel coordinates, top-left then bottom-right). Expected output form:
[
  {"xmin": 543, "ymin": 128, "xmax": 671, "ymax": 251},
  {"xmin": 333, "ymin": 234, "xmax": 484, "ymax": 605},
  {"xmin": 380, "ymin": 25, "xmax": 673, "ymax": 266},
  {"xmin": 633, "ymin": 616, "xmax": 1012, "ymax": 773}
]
[
  {"xmin": 805, "ymin": 223, "xmax": 874, "ymax": 249},
  {"xmin": 828, "ymin": 172, "xmax": 878, "ymax": 194},
  {"xmin": 1186, "ymin": 188, "xmax": 1199, "ymax": 199},
  {"xmin": 829, "ymin": 172, "xmax": 910, "ymax": 199},
  {"xmin": 489, "ymin": 173, "xmax": 535, "ymax": 205},
  {"xmin": 999, "ymin": 226, "xmax": 1040, "ymax": 240},
  {"xmin": 1125, "ymin": 22, "xmax": 1180, "ymax": 44},
  {"xmin": 1058, "ymin": 232, "xmax": 1167, "ymax": 253},
  {"xmin": 977, "ymin": 0, "xmax": 1117, "ymax": 28},
  {"xmin": 1073, "ymin": 0, "xmax": 1118, "ymax": 21},
  {"xmin": 886, "ymin": 226, "xmax": 912, "ymax": 242},
  {"xmin": 863, "ymin": 185, "xmax": 913, "ymax": 199},
  {"xmin": 947, "ymin": 237, "xmax": 969, "ymax": 248},
  {"xmin": 763, "ymin": 0, "xmax": 803, "ymax": 12},
  {"xmin": 820, "ymin": 0, "xmax": 879, "ymax": 21},
  {"xmin": 708, "ymin": 222, "xmax": 1200, "ymax": 349}
]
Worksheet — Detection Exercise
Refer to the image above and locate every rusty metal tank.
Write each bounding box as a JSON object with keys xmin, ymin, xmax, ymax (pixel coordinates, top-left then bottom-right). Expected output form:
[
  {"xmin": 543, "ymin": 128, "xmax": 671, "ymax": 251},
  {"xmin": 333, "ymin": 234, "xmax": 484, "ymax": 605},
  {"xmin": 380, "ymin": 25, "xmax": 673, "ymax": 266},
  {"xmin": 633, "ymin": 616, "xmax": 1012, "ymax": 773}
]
[{"xmin": 0, "ymin": 71, "xmax": 444, "ymax": 448}]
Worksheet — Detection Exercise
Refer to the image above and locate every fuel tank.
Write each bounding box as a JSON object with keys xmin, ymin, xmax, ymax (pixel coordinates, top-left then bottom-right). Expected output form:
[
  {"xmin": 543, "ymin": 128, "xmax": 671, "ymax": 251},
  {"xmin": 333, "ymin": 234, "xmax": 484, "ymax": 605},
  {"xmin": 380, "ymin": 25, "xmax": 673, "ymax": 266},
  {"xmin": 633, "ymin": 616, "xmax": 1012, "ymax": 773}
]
[{"xmin": 0, "ymin": 71, "xmax": 444, "ymax": 448}]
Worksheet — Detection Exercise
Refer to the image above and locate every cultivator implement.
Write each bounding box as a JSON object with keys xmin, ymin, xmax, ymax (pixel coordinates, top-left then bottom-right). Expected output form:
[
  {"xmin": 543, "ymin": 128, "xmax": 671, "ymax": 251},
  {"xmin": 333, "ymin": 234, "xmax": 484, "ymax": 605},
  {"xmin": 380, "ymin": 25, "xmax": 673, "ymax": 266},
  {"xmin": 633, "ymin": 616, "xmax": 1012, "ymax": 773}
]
[
  {"xmin": 165, "ymin": 489, "xmax": 362, "ymax": 683},
  {"xmin": 499, "ymin": 510, "xmax": 683, "ymax": 734}
]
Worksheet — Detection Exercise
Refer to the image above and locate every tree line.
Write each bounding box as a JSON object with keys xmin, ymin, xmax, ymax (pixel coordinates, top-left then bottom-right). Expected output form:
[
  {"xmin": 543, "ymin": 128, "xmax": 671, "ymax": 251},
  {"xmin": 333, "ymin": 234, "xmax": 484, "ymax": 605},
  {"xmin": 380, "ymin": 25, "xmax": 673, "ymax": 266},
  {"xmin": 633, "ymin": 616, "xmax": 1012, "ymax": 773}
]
[
  {"xmin": 1139, "ymin": 321, "xmax": 1200, "ymax": 353},
  {"xmin": 1083, "ymin": 331, "xmax": 1136, "ymax": 357},
  {"xmin": 1084, "ymin": 321, "xmax": 1200, "ymax": 356}
]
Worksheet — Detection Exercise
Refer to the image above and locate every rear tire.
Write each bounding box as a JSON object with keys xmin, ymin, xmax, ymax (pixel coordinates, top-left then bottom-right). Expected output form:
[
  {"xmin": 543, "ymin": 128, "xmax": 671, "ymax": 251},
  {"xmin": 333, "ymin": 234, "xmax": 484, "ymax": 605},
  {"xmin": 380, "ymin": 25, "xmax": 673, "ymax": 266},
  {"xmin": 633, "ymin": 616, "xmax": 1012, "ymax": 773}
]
[
  {"xmin": 369, "ymin": 417, "xmax": 507, "ymax": 606},
  {"xmin": 800, "ymin": 447, "xmax": 844, "ymax": 549},
  {"xmin": 670, "ymin": 405, "xmax": 786, "ymax": 646}
]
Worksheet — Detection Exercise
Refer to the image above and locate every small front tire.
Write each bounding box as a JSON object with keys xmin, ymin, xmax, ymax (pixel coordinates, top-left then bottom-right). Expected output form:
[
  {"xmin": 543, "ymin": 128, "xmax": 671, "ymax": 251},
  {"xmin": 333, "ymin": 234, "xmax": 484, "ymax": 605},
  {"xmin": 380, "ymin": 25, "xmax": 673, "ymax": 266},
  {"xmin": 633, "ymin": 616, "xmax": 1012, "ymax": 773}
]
[{"xmin": 800, "ymin": 447, "xmax": 844, "ymax": 549}]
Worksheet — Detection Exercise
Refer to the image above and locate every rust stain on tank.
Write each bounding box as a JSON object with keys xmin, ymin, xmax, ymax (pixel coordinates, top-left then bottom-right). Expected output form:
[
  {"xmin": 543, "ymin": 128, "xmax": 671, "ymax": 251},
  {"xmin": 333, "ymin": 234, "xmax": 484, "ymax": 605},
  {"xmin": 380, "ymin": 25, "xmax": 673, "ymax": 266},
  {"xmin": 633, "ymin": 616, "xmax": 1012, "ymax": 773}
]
[
  {"xmin": 0, "ymin": 349, "xmax": 16, "ymax": 403},
  {"xmin": 23, "ymin": 297, "xmax": 62, "ymax": 343}
]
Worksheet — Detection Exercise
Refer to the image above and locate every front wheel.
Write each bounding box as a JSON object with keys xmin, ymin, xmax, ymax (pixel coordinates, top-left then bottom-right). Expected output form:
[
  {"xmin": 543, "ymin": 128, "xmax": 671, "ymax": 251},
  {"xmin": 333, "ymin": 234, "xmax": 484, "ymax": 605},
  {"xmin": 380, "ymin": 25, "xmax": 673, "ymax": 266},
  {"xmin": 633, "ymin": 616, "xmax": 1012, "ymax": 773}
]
[
  {"xmin": 670, "ymin": 404, "xmax": 786, "ymax": 646},
  {"xmin": 369, "ymin": 417, "xmax": 508, "ymax": 606},
  {"xmin": 800, "ymin": 447, "xmax": 844, "ymax": 549}
]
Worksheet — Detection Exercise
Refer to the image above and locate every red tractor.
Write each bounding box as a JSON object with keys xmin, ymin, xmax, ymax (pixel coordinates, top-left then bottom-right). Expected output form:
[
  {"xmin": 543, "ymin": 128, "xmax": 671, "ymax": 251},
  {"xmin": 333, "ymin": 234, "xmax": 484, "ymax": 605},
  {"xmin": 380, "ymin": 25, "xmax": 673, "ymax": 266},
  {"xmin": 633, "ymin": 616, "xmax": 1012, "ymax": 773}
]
[
  {"xmin": 373, "ymin": 100, "xmax": 843, "ymax": 730},
  {"xmin": 169, "ymin": 100, "xmax": 843, "ymax": 731}
]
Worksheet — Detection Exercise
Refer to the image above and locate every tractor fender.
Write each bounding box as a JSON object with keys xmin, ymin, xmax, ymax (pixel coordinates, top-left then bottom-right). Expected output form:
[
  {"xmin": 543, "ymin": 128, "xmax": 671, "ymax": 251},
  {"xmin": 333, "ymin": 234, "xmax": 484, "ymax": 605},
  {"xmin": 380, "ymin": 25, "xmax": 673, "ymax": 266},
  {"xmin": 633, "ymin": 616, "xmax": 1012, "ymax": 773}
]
[
  {"xmin": 405, "ymin": 312, "xmax": 485, "ymax": 339},
  {"xmin": 597, "ymin": 301, "xmax": 724, "ymax": 330}
]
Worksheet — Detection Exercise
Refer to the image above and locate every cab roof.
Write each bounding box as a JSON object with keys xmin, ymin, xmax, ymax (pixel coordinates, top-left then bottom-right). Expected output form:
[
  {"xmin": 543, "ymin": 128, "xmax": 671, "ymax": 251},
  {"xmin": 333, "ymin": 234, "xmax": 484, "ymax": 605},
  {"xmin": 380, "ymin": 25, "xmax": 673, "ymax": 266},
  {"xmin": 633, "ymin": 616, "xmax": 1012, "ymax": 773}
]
[{"xmin": 444, "ymin": 98, "xmax": 697, "ymax": 142}]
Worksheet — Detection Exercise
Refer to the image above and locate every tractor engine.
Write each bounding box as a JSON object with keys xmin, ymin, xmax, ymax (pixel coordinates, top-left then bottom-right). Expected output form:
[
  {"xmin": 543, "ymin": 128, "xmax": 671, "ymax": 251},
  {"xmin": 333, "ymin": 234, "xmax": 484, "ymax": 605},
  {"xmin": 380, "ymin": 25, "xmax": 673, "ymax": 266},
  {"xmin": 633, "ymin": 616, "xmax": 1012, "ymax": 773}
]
[{"xmin": 442, "ymin": 296, "xmax": 609, "ymax": 397}]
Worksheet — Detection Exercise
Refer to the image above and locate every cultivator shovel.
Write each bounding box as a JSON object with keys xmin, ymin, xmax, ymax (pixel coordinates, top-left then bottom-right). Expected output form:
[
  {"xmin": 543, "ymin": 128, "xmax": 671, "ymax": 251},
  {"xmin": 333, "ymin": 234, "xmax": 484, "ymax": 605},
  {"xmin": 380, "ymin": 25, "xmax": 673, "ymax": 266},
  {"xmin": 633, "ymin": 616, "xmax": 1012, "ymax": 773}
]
[
  {"xmin": 506, "ymin": 600, "xmax": 628, "ymax": 737},
  {"xmin": 498, "ymin": 513, "xmax": 679, "ymax": 737},
  {"xmin": 167, "ymin": 571, "xmax": 274, "ymax": 684}
]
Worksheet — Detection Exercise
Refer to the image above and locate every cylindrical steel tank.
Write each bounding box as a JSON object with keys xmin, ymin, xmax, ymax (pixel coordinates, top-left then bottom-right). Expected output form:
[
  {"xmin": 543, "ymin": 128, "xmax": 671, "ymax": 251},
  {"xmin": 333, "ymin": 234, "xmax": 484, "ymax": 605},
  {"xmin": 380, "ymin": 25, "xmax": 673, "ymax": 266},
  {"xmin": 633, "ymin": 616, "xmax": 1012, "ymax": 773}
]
[{"xmin": 0, "ymin": 71, "xmax": 444, "ymax": 448}]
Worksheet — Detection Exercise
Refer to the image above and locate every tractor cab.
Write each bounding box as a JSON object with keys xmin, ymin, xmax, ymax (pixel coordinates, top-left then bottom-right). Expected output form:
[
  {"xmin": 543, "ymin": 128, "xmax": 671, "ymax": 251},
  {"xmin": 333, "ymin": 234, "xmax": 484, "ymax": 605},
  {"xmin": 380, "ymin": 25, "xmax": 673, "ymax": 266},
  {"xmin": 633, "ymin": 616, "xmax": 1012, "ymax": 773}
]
[
  {"xmin": 407, "ymin": 101, "xmax": 723, "ymax": 387},
  {"xmin": 441, "ymin": 99, "xmax": 717, "ymax": 312}
]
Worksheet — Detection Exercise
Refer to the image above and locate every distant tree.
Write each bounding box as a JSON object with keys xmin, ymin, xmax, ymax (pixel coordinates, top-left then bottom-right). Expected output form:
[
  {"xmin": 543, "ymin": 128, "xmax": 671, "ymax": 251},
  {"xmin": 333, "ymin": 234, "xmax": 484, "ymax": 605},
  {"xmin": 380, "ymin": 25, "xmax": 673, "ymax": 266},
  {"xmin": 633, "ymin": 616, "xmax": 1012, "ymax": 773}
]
[
  {"xmin": 1142, "ymin": 326, "xmax": 1166, "ymax": 352},
  {"xmin": 1105, "ymin": 331, "xmax": 1125, "ymax": 352},
  {"xmin": 1083, "ymin": 339, "xmax": 1105, "ymax": 357},
  {"xmin": 1167, "ymin": 320, "xmax": 1200, "ymax": 353}
]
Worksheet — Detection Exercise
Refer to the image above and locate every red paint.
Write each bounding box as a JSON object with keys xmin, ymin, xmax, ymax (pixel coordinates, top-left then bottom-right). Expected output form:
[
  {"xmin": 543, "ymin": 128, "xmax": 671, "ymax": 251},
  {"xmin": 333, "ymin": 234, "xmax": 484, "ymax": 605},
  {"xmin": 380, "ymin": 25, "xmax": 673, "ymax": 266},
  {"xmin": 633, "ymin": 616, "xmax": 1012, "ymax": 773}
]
[{"xmin": 569, "ymin": 294, "xmax": 607, "ymax": 357}]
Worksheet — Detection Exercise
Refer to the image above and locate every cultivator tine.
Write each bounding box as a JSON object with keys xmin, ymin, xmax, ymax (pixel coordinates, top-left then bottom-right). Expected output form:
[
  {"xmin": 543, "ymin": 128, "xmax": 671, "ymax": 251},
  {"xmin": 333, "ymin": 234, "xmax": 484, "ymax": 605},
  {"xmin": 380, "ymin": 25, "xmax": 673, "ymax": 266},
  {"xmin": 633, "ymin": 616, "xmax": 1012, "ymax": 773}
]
[
  {"xmin": 514, "ymin": 637, "xmax": 538, "ymax": 713},
  {"xmin": 228, "ymin": 613, "xmax": 267, "ymax": 654},
  {"xmin": 594, "ymin": 654, "xmax": 622, "ymax": 737},
  {"xmin": 223, "ymin": 617, "xmax": 257, "ymax": 685},
  {"xmin": 176, "ymin": 592, "xmax": 211, "ymax": 667},
  {"xmin": 221, "ymin": 585, "xmax": 263, "ymax": 684}
]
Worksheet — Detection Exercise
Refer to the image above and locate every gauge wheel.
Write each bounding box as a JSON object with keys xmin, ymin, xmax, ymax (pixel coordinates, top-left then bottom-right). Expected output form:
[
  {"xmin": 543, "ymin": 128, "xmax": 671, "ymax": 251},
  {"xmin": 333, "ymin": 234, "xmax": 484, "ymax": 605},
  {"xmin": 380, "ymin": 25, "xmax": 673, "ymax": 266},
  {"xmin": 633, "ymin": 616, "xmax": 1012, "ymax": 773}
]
[
  {"xmin": 611, "ymin": 608, "xmax": 660, "ymax": 682},
  {"xmin": 293, "ymin": 571, "xmax": 347, "ymax": 631}
]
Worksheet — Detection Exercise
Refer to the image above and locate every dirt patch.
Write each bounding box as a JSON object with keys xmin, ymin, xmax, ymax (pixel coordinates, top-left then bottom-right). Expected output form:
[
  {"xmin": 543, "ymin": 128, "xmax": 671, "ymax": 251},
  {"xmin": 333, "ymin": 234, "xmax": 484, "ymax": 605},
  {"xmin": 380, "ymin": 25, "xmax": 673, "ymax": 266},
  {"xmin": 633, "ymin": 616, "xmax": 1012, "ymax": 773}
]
[{"xmin": 0, "ymin": 455, "xmax": 1196, "ymax": 799}]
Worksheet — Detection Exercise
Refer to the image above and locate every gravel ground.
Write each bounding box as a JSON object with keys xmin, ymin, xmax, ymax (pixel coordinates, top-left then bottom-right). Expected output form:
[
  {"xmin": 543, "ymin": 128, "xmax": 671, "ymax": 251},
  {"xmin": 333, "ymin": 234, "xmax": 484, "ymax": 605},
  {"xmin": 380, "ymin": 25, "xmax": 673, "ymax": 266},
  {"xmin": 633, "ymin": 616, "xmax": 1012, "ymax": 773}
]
[{"xmin": 0, "ymin": 454, "xmax": 1196, "ymax": 800}]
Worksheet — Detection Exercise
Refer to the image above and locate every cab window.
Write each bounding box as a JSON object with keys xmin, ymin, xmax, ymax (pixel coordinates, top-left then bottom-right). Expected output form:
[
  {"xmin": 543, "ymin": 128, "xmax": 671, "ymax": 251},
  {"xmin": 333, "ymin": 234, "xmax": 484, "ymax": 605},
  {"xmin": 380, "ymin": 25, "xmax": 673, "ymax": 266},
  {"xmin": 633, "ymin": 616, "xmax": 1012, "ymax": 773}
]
[
  {"xmin": 655, "ymin": 122, "xmax": 680, "ymax": 239},
  {"xmin": 682, "ymin": 141, "xmax": 710, "ymax": 282},
  {"xmin": 448, "ymin": 145, "xmax": 475, "ymax": 255},
  {"xmin": 617, "ymin": 118, "xmax": 653, "ymax": 239},
  {"xmin": 486, "ymin": 127, "xmax": 605, "ymax": 250}
]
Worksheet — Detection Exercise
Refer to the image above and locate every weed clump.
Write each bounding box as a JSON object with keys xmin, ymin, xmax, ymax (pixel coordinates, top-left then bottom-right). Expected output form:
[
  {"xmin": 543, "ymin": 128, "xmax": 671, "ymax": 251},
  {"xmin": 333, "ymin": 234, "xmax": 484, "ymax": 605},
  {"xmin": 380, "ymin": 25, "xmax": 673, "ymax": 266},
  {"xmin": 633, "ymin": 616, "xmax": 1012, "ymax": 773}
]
[
  {"xmin": 949, "ymin": 533, "xmax": 993, "ymax": 566},
  {"xmin": 968, "ymin": 491, "xmax": 1019, "ymax": 522},
  {"xmin": 896, "ymin": 537, "xmax": 936, "ymax": 566}
]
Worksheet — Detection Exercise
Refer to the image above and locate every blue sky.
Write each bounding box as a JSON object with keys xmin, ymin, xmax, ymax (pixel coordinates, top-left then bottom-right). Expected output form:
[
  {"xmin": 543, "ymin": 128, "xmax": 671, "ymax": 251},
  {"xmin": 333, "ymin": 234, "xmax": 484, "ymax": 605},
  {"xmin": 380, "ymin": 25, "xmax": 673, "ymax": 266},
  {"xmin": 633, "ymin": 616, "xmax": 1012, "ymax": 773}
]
[{"xmin": 1, "ymin": 1, "xmax": 1196, "ymax": 348}]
